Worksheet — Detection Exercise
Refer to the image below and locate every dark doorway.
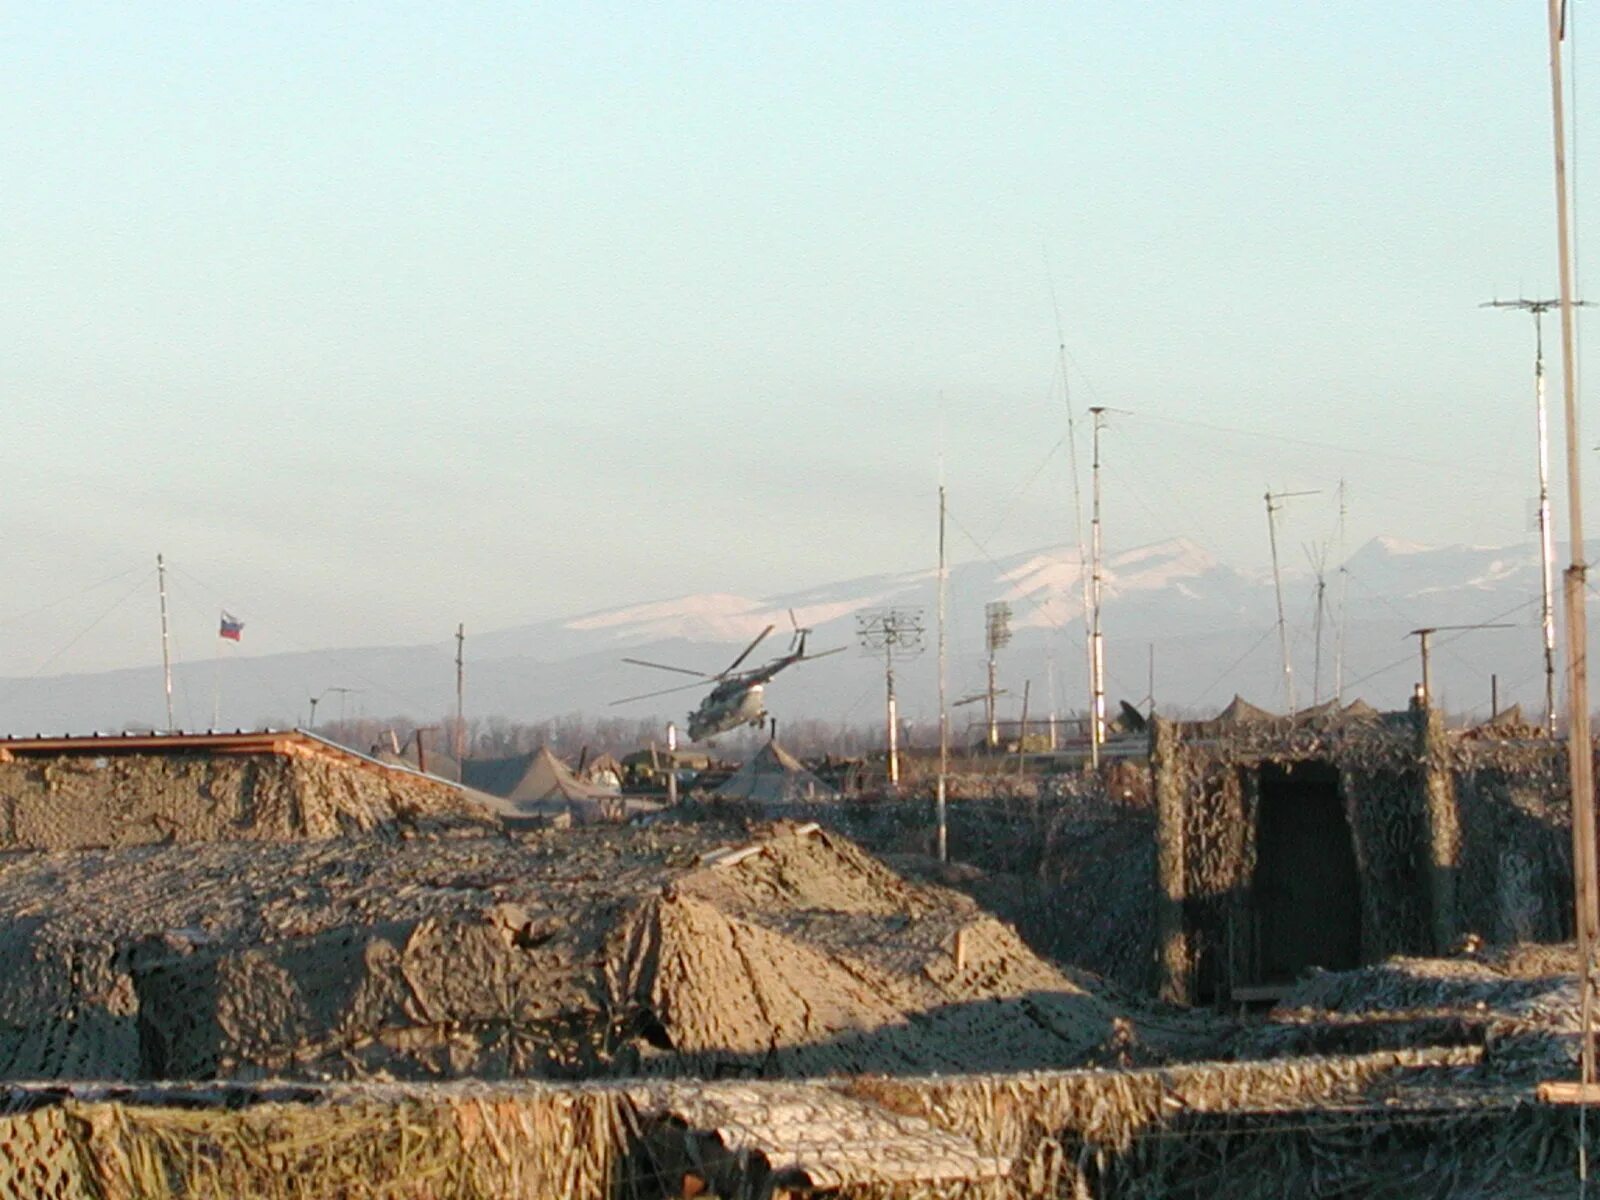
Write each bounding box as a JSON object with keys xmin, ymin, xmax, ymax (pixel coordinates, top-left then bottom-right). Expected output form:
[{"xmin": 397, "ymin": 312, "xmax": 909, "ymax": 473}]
[{"xmin": 1252, "ymin": 760, "xmax": 1361, "ymax": 981}]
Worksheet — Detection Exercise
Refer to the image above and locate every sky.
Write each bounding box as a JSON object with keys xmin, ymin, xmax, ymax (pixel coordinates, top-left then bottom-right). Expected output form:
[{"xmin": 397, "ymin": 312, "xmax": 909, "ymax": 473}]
[{"xmin": 1, "ymin": 2, "xmax": 1596, "ymax": 681}]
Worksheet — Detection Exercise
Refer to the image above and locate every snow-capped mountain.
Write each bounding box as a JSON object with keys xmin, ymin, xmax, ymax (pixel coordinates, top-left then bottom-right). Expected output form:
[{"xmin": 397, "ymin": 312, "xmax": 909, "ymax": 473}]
[{"xmin": 0, "ymin": 536, "xmax": 1560, "ymax": 735}]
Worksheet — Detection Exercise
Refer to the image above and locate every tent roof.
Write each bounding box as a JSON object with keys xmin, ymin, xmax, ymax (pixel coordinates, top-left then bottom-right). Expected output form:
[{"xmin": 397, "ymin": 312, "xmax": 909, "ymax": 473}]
[
  {"xmin": 716, "ymin": 740, "xmax": 837, "ymax": 804},
  {"xmin": 461, "ymin": 753, "xmax": 536, "ymax": 798},
  {"xmin": 513, "ymin": 747, "xmax": 618, "ymax": 804},
  {"xmin": 1216, "ymin": 695, "xmax": 1279, "ymax": 724}
]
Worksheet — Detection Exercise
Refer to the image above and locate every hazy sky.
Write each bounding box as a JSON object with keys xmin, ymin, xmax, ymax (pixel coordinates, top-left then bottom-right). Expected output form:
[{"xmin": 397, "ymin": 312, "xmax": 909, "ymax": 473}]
[{"xmin": 3, "ymin": 2, "xmax": 1595, "ymax": 680}]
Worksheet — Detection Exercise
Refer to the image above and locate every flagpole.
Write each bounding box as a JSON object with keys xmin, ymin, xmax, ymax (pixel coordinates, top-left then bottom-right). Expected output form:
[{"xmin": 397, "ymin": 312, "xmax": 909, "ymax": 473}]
[
  {"xmin": 211, "ymin": 631, "xmax": 222, "ymax": 730},
  {"xmin": 157, "ymin": 553, "xmax": 175, "ymax": 731}
]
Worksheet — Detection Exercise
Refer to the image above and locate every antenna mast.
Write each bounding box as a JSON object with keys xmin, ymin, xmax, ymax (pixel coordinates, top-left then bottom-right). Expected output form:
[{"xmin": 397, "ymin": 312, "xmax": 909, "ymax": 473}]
[
  {"xmin": 984, "ymin": 602, "xmax": 1012, "ymax": 749},
  {"xmin": 156, "ymin": 553, "xmax": 174, "ymax": 731},
  {"xmin": 1088, "ymin": 407, "xmax": 1109, "ymax": 764},
  {"xmin": 1308, "ymin": 544, "xmax": 1330, "ymax": 707},
  {"xmin": 455, "ymin": 623, "xmax": 466, "ymax": 765},
  {"xmin": 1048, "ymin": 269, "xmax": 1096, "ymax": 770},
  {"xmin": 1482, "ymin": 297, "xmax": 1589, "ymax": 732},
  {"xmin": 1264, "ymin": 489, "xmax": 1318, "ymax": 716},
  {"xmin": 1334, "ymin": 481, "xmax": 1349, "ymax": 703}
]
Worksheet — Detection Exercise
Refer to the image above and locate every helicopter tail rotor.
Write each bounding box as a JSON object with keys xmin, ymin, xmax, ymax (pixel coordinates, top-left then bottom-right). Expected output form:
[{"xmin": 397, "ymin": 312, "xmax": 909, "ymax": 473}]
[{"xmin": 786, "ymin": 607, "xmax": 814, "ymax": 655}]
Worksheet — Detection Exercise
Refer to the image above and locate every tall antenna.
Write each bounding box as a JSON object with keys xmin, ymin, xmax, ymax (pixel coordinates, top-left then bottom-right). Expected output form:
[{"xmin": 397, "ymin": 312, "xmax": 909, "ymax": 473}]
[
  {"xmin": 454, "ymin": 623, "xmax": 466, "ymax": 765},
  {"xmin": 856, "ymin": 608, "xmax": 925, "ymax": 789},
  {"xmin": 1264, "ymin": 488, "xmax": 1319, "ymax": 716},
  {"xmin": 1305, "ymin": 541, "xmax": 1332, "ymax": 707},
  {"xmin": 1482, "ymin": 296, "xmax": 1589, "ymax": 733},
  {"xmin": 1088, "ymin": 406, "xmax": 1111, "ymax": 764},
  {"xmin": 1048, "ymin": 264, "xmax": 1095, "ymax": 762},
  {"xmin": 1334, "ymin": 480, "xmax": 1349, "ymax": 703},
  {"xmin": 156, "ymin": 553, "xmax": 174, "ymax": 731},
  {"xmin": 984, "ymin": 601, "xmax": 1013, "ymax": 748}
]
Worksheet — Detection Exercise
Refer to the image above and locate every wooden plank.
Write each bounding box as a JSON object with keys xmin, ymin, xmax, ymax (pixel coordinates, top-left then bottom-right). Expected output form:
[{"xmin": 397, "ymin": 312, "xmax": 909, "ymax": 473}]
[{"xmin": 1537, "ymin": 1080, "xmax": 1600, "ymax": 1105}]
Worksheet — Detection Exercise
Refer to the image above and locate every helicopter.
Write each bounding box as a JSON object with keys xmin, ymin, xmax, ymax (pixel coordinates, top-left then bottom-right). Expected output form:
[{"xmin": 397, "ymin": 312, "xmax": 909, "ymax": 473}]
[{"xmin": 611, "ymin": 612, "xmax": 844, "ymax": 742}]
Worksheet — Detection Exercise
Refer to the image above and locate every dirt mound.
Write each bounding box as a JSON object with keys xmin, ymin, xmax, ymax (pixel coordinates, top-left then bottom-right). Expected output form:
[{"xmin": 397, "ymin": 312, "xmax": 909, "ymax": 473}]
[{"xmin": 0, "ymin": 822, "xmax": 1219, "ymax": 1083}]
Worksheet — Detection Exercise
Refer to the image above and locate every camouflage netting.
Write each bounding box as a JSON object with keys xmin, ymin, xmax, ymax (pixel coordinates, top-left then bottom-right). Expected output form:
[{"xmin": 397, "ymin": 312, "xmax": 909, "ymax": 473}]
[
  {"xmin": 0, "ymin": 1046, "xmax": 1575, "ymax": 1200},
  {"xmin": 1236, "ymin": 942, "xmax": 1584, "ymax": 1078},
  {"xmin": 0, "ymin": 751, "xmax": 489, "ymax": 850},
  {"xmin": 1151, "ymin": 704, "xmax": 1576, "ymax": 1003},
  {"xmin": 1453, "ymin": 742, "xmax": 1573, "ymax": 944},
  {"xmin": 670, "ymin": 759, "xmax": 1158, "ymax": 993},
  {"xmin": 0, "ymin": 822, "xmax": 1221, "ymax": 1085}
]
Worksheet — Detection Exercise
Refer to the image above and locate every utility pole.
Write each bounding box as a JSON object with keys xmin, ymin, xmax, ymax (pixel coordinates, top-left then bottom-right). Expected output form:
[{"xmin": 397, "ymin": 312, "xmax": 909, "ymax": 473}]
[
  {"xmin": 1264, "ymin": 489, "xmax": 1319, "ymax": 716},
  {"xmin": 1483, "ymin": 298, "xmax": 1588, "ymax": 735},
  {"xmin": 983, "ymin": 601, "xmax": 1012, "ymax": 749},
  {"xmin": 1546, "ymin": 0, "xmax": 1599, "ymax": 1095},
  {"xmin": 1088, "ymin": 407, "xmax": 1109, "ymax": 764},
  {"xmin": 156, "ymin": 553, "xmax": 174, "ymax": 731},
  {"xmin": 937, "ymin": 486, "xmax": 949, "ymax": 861},
  {"xmin": 855, "ymin": 609, "xmax": 924, "ymax": 790},
  {"xmin": 307, "ymin": 687, "xmax": 358, "ymax": 735},
  {"xmin": 1145, "ymin": 642, "xmax": 1156, "ymax": 716},
  {"xmin": 413, "ymin": 725, "xmax": 439, "ymax": 775},
  {"xmin": 1014, "ymin": 679, "xmax": 1031, "ymax": 776},
  {"xmin": 455, "ymin": 623, "xmax": 466, "ymax": 764},
  {"xmin": 1407, "ymin": 624, "xmax": 1512, "ymax": 711}
]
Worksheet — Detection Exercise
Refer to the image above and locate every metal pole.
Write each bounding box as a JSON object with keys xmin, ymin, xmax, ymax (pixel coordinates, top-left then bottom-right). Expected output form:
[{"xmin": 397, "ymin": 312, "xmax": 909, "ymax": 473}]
[
  {"xmin": 1046, "ymin": 657, "xmax": 1059, "ymax": 751},
  {"xmin": 1015, "ymin": 679, "xmax": 1031, "ymax": 776},
  {"xmin": 1334, "ymin": 480, "xmax": 1349, "ymax": 704},
  {"xmin": 1483, "ymin": 300, "xmax": 1589, "ymax": 733},
  {"xmin": 885, "ymin": 644, "xmax": 899, "ymax": 788},
  {"xmin": 156, "ymin": 553, "xmax": 174, "ymax": 731},
  {"xmin": 1491, "ymin": 673, "xmax": 1499, "ymax": 718},
  {"xmin": 1089, "ymin": 407, "xmax": 1107, "ymax": 764},
  {"xmin": 308, "ymin": 696, "xmax": 319, "ymax": 728},
  {"xmin": 1535, "ymin": 314, "xmax": 1559, "ymax": 735},
  {"xmin": 455, "ymin": 623, "xmax": 466, "ymax": 763},
  {"xmin": 666, "ymin": 722, "xmax": 679, "ymax": 806},
  {"xmin": 1418, "ymin": 629, "xmax": 1432, "ymax": 706},
  {"xmin": 1147, "ymin": 642, "xmax": 1156, "ymax": 715},
  {"xmin": 1312, "ymin": 572, "xmax": 1327, "ymax": 706},
  {"xmin": 1264, "ymin": 489, "xmax": 1319, "ymax": 716},
  {"xmin": 986, "ymin": 654, "xmax": 998, "ymax": 748},
  {"xmin": 937, "ymin": 485, "xmax": 949, "ymax": 861},
  {"xmin": 1265, "ymin": 493, "xmax": 1295, "ymax": 715},
  {"xmin": 1547, "ymin": 0, "xmax": 1600, "ymax": 1089}
]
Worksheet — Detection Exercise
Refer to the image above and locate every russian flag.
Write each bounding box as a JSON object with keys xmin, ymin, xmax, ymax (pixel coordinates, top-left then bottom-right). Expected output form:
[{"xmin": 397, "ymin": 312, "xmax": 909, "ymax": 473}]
[{"xmin": 219, "ymin": 612, "xmax": 244, "ymax": 641}]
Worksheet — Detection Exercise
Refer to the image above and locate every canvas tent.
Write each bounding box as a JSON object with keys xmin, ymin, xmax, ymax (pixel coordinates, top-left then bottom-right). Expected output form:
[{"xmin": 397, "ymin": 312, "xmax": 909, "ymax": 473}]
[
  {"xmin": 463, "ymin": 747, "xmax": 660, "ymax": 825},
  {"xmin": 715, "ymin": 740, "xmax": 837, "ymax": 804}
]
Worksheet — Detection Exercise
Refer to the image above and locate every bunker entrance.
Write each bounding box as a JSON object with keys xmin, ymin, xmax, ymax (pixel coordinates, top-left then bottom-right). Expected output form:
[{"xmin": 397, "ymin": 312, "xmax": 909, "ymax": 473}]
[{"xmin": 1252, "ymin": 760, "xmax": 1361, "ymax": 982}]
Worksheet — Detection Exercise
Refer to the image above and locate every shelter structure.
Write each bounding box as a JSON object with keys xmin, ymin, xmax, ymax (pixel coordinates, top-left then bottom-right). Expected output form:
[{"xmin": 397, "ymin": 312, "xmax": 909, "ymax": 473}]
[
  {"xmin": 715, "ymin": 739, "xmax": 838, "ymax": 804},
  {"xmin": 0, "ymin": 729, "xmax": 487, "ymax": 851},
  {"xmin": 460, "ymin": 747, "xmax": 651, "ymax": 825},
  {"xmin": 1151, "ymin": 698, "xmax": 1570, "ymax": 1004},
  {"xmin": 0, "ymin": 822, "xmax": 1207, "ymax": 1084}
]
